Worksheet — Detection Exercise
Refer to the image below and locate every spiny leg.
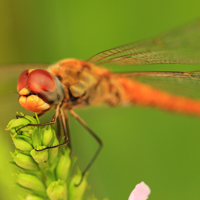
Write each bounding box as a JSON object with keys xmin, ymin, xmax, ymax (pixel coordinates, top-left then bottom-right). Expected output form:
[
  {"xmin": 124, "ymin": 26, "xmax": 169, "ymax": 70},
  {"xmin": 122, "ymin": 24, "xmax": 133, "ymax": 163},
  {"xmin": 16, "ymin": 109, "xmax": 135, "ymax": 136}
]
[
  {"xmin": 16, "ymin": 103, "xmax": 61, "ymax": 132},
  {"xmin": 36, "ymin": 108, "xmax": 69, "ymax": 151},
  {"xmin": 69, "ymin": 109, "xmax": 103, "ymax": 186},
  {"xmin": 64, "ymin": 110, "xmax": 71, "ymax": 150},
  {"xmin": 16, "ymin": 104, "xmax": 69, "ymax": 150},
  {"xmin": 56, "ymin": 114, "xmax": 62, "ymax": 140},
  {"xmin": 16, "ymin": 112, "xmax": 45, "ymax": 119},
  {"xmin": 59, "ymin": 108, "xmax": 69, "ymax": 145}
]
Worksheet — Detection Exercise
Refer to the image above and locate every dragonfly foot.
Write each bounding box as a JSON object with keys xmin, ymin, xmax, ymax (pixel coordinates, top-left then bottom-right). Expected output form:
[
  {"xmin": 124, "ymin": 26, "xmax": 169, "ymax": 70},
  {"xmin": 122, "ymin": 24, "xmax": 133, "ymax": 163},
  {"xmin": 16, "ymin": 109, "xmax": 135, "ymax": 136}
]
[
  {"xmin": 35, "ymin": 142, "xmax": 68, "ymax": 151},
  {"xmin": 74, "ymin": 172, "xmax": 85, "ymax": 187}
]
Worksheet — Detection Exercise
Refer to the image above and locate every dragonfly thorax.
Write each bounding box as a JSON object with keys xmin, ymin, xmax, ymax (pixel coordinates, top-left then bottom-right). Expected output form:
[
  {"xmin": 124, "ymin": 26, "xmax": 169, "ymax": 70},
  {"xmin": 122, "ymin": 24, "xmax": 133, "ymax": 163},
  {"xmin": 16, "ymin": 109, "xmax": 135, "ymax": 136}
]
[{"xmin": 48, "ymin": 59, "xmax": 125, "ymax": 108}]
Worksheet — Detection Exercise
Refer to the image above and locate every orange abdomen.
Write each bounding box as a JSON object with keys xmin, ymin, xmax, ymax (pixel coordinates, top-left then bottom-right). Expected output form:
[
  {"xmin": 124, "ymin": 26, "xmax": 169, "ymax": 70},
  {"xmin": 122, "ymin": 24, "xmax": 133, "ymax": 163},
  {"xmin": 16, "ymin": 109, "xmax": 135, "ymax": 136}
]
[{"xmin": 117, "ymin": 77, "xmax": 200, "ymax": 116}]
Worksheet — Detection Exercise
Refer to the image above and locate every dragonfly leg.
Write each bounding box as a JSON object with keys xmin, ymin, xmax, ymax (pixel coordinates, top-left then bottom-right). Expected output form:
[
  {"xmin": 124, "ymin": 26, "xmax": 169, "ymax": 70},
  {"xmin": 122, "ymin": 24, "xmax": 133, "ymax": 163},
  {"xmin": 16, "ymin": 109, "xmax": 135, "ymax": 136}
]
[
  {"xmin": 57, "ymin": 114, "xmax": 62, "ymax": 140},
  {"xmin": 16, "ymin": 114, "xmax": 57, "ymax": 131},
  {"xmin": 16, "ymin": 104, "xmax": 69, "ymax": 151},
  {"xmin": 36, "ymin": 108, "xmax": 69, "ymax": 151},
  {"xmin": 64, "ymin": 110, "xmax": 71, "ymax": 150},
  {"xmin": 69, "ymin": 109, "xmax": 103, "ymax": 186},
  {"xmin": 16, "ymin": 111, "xmax": 45, "ymax": 119},
  {"xmin": 16, "ymin": 103, "xmax": 61, "ymax": 132}
]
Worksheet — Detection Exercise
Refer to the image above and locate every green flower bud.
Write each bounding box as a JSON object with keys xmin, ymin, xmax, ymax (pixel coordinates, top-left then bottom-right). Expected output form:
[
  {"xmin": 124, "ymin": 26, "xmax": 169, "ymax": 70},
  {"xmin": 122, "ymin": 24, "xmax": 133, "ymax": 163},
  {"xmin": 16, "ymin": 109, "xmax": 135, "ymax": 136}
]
[
  {"xmin": 32, "ymin": 127, "xmax": 42, "ymax": 148},
  {"xmin": 16, "ymin": 134, "xmax": 33, "ymax": 145},
  {"xmin": 5, "ymin": 119, "xmax": 16, "ymax": 131},
  {"xmin": 11, "ymin": 150, "xmax": 38, "ymax": 170},
  {"xmin": 30, "ymin": 147, "xmax": 48, "ymax": 164},
  {"xmin": 5, "ymin": 118, "xmax": 30, "ymax": 133},
  {"xmin": 42, "ymin": 125, "xmax": 53, "ymax": 146},
  {"xmin": 56, "ymin": 148, "xmax": 71, "ymax": 181},
  {"xmin": 24, "ymin": 194, "xmax": 44, "ymax": 200},
  {"xmin": 43, "ymin": 168, "xmax": 56, "ymax": 187},
  {"xmin": 46, "ymin": 180, "xmax": 67, "ymax": 200},
  {"xmin": 15, "ymin": 172, "xmax": 45, "ymax": 194},
  {"xmin": 23, "ymin": 114, "xmax": 38, "ymax": 124},
  {"xmin": 68, "ymin": 168, "xmax": 89, "ymax": 200},
  {"xmin": 11, "ymin": 134, "xmax": 33, "ymax": 151},
  {"xmin": 22, "ymin": 129, "xmax": 35, "ymax": 137},
  {"xmin": 48, "ymin": 135, "xmax": 59, "ymax": 164},
  {"xmin": 6, "ymin": 113, "xmax": 101, "ymax": 200}
]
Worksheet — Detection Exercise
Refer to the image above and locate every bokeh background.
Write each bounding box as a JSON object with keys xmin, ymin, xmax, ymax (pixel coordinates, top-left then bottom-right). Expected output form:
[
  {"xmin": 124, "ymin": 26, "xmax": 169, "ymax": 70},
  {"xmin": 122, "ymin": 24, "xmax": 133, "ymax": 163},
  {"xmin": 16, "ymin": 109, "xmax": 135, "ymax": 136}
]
[{"xmin": 1, "ymin": 0, "xmax": 200, "ymax": 199}]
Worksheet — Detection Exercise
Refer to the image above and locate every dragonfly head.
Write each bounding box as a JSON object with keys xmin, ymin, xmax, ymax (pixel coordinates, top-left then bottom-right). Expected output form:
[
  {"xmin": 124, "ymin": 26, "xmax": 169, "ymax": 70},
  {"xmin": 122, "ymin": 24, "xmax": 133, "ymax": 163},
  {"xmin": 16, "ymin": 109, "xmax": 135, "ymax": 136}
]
[{"xmin": 17, "ymin": 69, "xmax": 65, "ymax": 113}]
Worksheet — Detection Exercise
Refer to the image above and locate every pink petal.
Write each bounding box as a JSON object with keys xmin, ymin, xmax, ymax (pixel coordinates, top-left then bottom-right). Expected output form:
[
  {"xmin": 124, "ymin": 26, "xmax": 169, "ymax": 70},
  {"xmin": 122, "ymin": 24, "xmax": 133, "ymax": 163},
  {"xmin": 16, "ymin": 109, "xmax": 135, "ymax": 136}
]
[{"xmin": 128, "ymin": 182, "xmax": 151, "ymax": 200}]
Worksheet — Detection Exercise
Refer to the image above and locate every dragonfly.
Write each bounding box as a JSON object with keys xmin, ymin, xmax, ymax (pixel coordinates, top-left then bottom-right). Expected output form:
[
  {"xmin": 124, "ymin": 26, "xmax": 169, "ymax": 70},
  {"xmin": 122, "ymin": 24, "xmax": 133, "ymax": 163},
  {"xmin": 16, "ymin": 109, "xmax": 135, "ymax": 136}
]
[{"xmin": 8, "ymin": 18, "xmax": 200, "ymax": 180}]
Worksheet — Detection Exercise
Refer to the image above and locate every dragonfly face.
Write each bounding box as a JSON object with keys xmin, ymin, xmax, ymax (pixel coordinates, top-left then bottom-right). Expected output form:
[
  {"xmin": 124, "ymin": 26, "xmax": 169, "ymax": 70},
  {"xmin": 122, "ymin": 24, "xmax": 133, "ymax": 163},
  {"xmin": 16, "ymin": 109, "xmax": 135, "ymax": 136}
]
[{"xmin": 17, "ymin": 68, "xmax": 65, "ymax": 114}]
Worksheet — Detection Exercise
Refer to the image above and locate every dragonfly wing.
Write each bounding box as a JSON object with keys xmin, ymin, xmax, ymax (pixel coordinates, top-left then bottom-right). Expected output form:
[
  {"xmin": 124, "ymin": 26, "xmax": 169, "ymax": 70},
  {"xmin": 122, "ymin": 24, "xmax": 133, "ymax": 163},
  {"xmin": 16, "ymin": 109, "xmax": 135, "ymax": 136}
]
[
  {"xmin": 115, "ymin": 71, "xmax": 200, "ymax": 99},
  {"xmin": 87, "ymin": 19, "xmax": 200, "ymax": 65}
]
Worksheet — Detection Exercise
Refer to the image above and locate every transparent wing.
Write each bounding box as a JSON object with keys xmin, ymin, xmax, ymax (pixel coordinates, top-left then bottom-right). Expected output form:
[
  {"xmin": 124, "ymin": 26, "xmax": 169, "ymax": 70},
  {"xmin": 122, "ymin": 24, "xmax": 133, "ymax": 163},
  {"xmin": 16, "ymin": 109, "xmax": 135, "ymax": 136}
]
[
  {"xmin": 87, "ymin": 19, "xmax": 200, "ymax": 65},
  {"xmin": 115, "ymin": 71, "xmax": 200, "ymax": 99}
]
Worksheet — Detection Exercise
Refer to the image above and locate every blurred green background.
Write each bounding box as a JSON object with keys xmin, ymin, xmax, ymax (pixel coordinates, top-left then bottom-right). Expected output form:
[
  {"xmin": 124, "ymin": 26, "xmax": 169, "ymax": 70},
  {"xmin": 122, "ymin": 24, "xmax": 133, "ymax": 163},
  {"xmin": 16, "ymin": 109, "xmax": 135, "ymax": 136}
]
[{"xmin": 1, "ymin": 0, "xmax": 200, "ymax": 199}]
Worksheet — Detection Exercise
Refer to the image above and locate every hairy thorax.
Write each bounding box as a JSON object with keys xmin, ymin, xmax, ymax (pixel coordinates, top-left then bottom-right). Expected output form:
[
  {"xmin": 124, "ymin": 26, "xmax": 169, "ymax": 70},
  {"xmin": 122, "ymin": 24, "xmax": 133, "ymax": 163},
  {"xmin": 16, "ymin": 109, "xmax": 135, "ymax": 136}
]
[{"xmin": 48, "ymin": 59, "xmax": 125, "ymax": 109}]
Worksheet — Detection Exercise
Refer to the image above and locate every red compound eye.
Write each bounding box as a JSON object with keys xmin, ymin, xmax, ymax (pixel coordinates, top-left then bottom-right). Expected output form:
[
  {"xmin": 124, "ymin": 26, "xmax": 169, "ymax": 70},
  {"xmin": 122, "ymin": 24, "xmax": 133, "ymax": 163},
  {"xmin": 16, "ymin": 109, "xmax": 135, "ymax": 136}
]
[
  {"xmin": 27, "ymin": 69, "xmax": 56, "ymax": 93},
  {"xmin": 17, "ymin": 70, "xmax": 29, "ymax": 92},
  {"xmin": 17, "ymin": 68, "xmax": 64, "ymax": 106}
]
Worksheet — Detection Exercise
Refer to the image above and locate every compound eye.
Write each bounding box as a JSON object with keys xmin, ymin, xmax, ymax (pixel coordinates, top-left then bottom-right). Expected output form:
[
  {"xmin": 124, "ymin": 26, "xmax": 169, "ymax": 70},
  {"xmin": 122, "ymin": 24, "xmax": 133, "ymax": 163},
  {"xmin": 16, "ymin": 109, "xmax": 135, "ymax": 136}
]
[
  {"xmin": 17, "ymin": 70, "xmax": 29, "ymax": 92},
  {"xmin": 27, "ymin": 69, "xmax": 56, "ymax": 93}
]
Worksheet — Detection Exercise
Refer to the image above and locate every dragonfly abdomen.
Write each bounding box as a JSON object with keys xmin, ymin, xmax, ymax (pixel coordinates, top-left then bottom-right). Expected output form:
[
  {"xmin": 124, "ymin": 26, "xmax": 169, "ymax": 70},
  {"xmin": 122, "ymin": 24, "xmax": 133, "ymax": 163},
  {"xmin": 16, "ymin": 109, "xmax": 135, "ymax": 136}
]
[{"xmin": 116, "ymin": 77, "xmax": 200, "ymax": 116}]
